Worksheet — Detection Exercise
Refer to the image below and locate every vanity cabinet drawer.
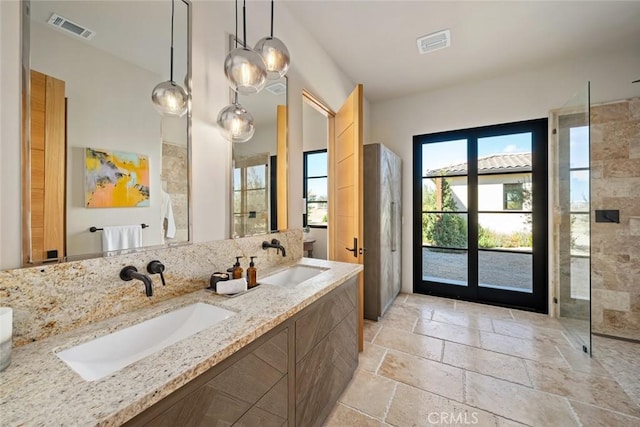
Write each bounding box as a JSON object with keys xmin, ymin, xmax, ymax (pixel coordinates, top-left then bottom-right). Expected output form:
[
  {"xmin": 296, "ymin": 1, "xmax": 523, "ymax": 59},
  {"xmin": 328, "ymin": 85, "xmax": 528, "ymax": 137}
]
[{"xmin": 125, "ymin": 328, "xmax": 289, "ymax": 427}]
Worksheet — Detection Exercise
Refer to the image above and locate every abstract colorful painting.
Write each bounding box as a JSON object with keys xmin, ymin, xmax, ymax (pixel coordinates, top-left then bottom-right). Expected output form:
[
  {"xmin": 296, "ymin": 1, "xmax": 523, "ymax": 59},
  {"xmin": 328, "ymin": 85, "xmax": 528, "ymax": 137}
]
[{"xmin": 85, "ymin": 147, "xmax": 150, "ymax": 208}]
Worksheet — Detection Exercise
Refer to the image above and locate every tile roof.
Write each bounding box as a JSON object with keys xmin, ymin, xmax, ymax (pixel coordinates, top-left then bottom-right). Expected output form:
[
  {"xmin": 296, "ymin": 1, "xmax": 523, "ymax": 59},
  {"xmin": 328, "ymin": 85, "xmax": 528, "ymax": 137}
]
[{"xmin": 426, "ymin": 153, "xmax": 532, "ymax": 175}]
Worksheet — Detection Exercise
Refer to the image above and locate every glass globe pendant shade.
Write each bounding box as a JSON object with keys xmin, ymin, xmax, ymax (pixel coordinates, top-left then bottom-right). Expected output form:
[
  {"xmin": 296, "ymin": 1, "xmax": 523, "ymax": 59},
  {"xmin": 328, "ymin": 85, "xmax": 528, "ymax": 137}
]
[
  {"xmin": 224, "ymin": 47, "xmax": 268, "ymax": 95},
  {"xmin": 254, "ymin": 36, "xmax": 290, "ymax": 79},
  {"xmin": 151, "ymin": 80, "xmax": 188, "ymax": 117},
  {"xmin": 216, "ymin": 102, "xmax": 255, "ymax": 143}
]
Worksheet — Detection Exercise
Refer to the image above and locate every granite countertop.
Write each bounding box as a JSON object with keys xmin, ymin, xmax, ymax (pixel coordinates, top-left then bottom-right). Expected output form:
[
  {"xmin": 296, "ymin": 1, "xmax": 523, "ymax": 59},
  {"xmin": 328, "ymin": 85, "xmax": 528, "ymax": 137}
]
[{"xmin": 0, "ymin": 258, "xmax": 362, "ymax": 426}]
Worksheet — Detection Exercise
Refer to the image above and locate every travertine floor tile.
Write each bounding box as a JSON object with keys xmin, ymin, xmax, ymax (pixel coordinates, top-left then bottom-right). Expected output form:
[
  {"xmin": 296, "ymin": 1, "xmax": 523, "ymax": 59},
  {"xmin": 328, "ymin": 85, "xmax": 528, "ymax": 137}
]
[
  {"xmin": 443, "ymin": 341, "xmax": 531, "ymax": 387},
  {"xmin": 525, "ymin": 359, "xmax": 640, "ymax": 417},
  {"xmin": 374, "ymin": 326, "xmax": 443, "ymax": 361},
  {"xmin": 324, "ymin": 403, "xmax": 387, "ymax": 427},
  {"xmin": 404, "ymin": 293, "xmax": 456, "ymax": 310},
  {"xmin": 465, "ymin": 371, "xmax": 579, "ymax": 426},
  {"xmin": 378, "ymin": 310, "xmax": 419, "ymax": 332},
  {"xmin": 364, "ymin": 319, "xmax": 382, "ymax": 343},
  {"xmin": 415, "ymin": 319, "xmax": 482, "ymax": 347},
  {"xmin": 593, "ymin": 335, "xmax": 640, "ymax": 407},
  {"xmin": 379, "ymin": 349, "xmax": 464, "ymax": 402},
  {"xmin": 338, "ymin": 369, "xmax": 397, "ymax": 420},
  {"xmin": 432, "ymin": 309, "xmax": 494, "ymax": 332},
  {"xmin": 556, "ymin": 344, "xmax": 612, "ymax": 377},
  {"xmin": 359, "ymin": 342, "xmax": 387, "ymax": 373},
  {"xmin": 569, "ymin": 400, "xmax": 640, "ymax": 427},
  {"xmin": 479, "ymin": 330, "xmax": 568, "ymax": 365},
  {"xmin": 454, "ymin": 301, "xmax": 514, "ymax": 320},
  {"xmin": 509, "ymin": 309, "xmax": 565, "ymax": 330},
  {"xmin": 385, "ymin": 299, "xmax": 433, "ymax": 320},
  {"xmin": 386, "ymin": 383, "xmax": 499, "ymax": 427},
  {"xmin": 492, "ymin": 318, "xmax": 573, "ymax": 346}
]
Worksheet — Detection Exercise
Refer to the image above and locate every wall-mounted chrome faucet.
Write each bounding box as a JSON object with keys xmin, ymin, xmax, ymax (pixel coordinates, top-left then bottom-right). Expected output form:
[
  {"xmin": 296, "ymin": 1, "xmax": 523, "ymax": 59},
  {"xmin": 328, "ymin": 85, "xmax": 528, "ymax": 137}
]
[
  {"xmin": 120, "ymin": 266, "xmax": 153, "ymax": 297},
  {"xmin": 146, "ymin": 260, "xmax": 166, "ymax": 286},
  {"xmin": 262, "ymin": 239, "xmax": 286, "ymax": 257}
]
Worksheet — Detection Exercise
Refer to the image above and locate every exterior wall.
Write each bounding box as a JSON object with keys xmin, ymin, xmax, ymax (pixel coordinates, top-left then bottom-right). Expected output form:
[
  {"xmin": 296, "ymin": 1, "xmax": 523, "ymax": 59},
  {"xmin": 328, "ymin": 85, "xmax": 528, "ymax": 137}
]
[{"xmin": 590, "ymin": 97, "xmax": 640, "ymax": 340}]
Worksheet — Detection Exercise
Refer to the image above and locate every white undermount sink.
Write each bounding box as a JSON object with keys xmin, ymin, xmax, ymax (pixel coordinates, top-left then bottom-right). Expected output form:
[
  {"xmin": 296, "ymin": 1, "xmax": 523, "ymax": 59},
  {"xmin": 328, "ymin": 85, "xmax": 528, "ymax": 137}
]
[
  {"xmin": 56, "ymin": 302, "xmax": 235, "ymax": 381},
  {"xmin": 260, "ymin": 264, "xmax": 328, "ymax": 288}
]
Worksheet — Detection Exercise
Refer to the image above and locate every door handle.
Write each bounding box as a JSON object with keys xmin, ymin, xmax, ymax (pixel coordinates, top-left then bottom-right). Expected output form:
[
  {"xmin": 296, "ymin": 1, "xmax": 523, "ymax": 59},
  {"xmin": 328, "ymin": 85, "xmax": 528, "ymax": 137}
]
[{"xmin": 345, "ymin": 237, "xmax": 358, "ymax": 258}]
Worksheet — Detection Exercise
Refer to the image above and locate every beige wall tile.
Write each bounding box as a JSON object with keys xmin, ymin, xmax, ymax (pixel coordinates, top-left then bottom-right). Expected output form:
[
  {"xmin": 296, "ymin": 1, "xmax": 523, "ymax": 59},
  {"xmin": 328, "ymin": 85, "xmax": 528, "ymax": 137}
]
[{"xmin": 591, "ymin": 102, "xmax": 629, "ymax": 124}]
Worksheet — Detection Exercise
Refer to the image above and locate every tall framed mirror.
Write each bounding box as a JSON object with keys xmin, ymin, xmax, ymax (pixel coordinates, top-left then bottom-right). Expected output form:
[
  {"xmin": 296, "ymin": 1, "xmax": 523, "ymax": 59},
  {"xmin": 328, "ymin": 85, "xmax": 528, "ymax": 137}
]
[
  {"xmin": 231, "ymin": 77, "xmax": 288, "ymax": 238},
  {"xmin": 21, "ymin": 0, "xmax": 192, "ymax": 265}
]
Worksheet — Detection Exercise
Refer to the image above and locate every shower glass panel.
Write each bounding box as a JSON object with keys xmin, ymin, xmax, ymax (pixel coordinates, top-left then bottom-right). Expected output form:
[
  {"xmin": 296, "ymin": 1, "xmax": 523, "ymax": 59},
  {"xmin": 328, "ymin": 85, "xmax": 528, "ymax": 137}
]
[{"xmin": 555, "ymin": 82, "xmax": 591, "ymax": 354}]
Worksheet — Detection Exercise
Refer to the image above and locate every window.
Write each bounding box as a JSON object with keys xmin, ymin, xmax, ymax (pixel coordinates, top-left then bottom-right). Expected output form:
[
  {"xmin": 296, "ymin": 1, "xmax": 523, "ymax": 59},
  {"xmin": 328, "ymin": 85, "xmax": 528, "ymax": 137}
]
[
  {"xmin": 503, "ymin": 183, "xmax": 524, "ymax": 210},
  {"xmin": 303, "ymin": 150, "xmax": 328, "ymax": 227},
  {"xmin": 233, "ymin": 154, "xmax": 270, "ymax": 237}
]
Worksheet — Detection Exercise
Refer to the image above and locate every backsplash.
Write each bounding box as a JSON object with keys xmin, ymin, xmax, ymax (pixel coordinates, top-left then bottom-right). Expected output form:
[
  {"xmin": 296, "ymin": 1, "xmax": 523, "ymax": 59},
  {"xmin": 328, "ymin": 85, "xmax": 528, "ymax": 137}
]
[{"xmin": 0, "ymin": 230, "xmax": 302, "ymax": 347}]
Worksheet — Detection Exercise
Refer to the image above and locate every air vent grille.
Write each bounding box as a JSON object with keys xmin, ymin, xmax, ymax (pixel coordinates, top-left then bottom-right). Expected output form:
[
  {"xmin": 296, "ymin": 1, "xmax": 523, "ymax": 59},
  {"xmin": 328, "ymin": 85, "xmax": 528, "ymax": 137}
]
[
  {"xmin": 265, "ymin": 82, "xmax": 286, "ymax": 95},
  {"xmin": 417, "ymin": 29, "xmax": 450, "ymax": 54},
  {"xmin": 47, "ymin": 13, "xmax": 96, "ymax": 40}
]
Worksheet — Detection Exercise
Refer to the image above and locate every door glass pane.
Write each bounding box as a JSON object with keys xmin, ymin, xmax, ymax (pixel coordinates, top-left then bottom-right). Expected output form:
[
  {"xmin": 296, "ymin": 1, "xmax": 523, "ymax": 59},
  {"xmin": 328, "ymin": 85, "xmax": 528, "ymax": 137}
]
[
  {"xmin": 307, "ymin": 177, "xmax": 328, "ymax": 201},
  {"xmin": 478, "ymin": 213, "xmax": 532, "ymax": 252},
  {"xmin": 422, "ymin": 139, "xmax": 467, "ymax": 176},
  {"xmin": 570, "ymin": 126, "xmax": 589, "ymax": 168},
  {"xmin": 557, "ymin": 83, "xmax": 591, "ymax": 354},
  {"xmin": 570, "ymin": 170, "xmax": 589, "ymax": 209},
  {"xmin": 307, "ymin": 201, "xmax": 328, "ymax": 226},
  {"xmin": 478, "ymin": 173, "xmax": 532, "ymax": 212},
  {"xmin": 422, "ymin": 248, "xmax": 468, "ymax": 286},
  {"xmin": 477, "ymin": 133, "xmax": 532, "ymax": 175},
  {"xmin": 422, "ymin": 213, "xmax": 468, "ymax": 249},
  {"xmin": 306, "ymin": 151, "xmax": 327, "ymax": 177},
  {"xmin": 478, "ymin": 251, "xmax": 532, "ymax": 293},
  {"xmin": 422, "ymin": 177, "xmax": 467, "ymax": 212}
]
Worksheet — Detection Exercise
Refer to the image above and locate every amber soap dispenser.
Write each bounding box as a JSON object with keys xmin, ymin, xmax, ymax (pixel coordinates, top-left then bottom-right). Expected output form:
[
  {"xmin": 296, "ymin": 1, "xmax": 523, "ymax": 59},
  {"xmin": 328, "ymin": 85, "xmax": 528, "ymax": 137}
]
[
  {"xmin": 232, "ymin": 256, "xmax": 244, "ymax": 279},
  {"xmin": 247, "ymin": 256, "xmax": 257, "ymax": 287}
]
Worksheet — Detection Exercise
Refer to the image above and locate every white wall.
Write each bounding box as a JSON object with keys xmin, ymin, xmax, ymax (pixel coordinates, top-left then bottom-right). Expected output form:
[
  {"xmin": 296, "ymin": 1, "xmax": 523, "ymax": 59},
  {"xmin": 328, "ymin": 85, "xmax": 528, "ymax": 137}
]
[
  {"xmin": 302, "ymin": 99, "xmax": 329, "ymax": 259},
  {"xmin": 0, "ymin": 1, "xmax": 356, "ymax": 269},
  {"xmin": 371, "ymin": 47, "xmax": 640, "ymax": 293},
  {"xmin": 31, "ymin": 22, "xmax": 164, "ymax": 256}
]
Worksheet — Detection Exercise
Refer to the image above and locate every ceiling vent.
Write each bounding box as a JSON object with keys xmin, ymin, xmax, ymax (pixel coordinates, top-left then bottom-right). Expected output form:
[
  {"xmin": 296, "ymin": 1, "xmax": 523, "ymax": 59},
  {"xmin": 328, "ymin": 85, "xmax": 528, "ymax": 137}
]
[
  {"xmin": 47, "ymin": 13, "xmax": 96, "ymax": 40},
  {"xmin": 265, "ymin": 82, "xmax": 287, "ymax": 95},
  {"xmin": 417, "ymin": 29, "xmax": 450, "ymax": 54}
]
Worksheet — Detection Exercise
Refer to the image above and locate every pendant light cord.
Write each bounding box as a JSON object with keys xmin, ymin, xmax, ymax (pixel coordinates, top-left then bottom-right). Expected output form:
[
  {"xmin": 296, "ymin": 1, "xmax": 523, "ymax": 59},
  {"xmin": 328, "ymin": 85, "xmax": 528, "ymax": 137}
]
[
  {"xmin": 234, "ymin": 0, "xmax": 239, "ymax": 104},
  {"xmin": 170, "ymin": 0, "xmax": 175, "ymax": 82},
  {"xmin": 270, "ymin": 0, "xmax": 274, "ymax": 38},
  {"xmin": 242, "ymin": 0, "xmax": 247, "ymax": 50}
]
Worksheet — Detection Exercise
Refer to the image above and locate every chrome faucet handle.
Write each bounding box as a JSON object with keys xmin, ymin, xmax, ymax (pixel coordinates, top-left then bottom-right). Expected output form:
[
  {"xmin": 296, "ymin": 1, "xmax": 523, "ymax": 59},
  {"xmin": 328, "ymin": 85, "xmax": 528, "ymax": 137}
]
[{"xmin": 146, "ymin": 260, "xmax": 166, "ymax": 286}]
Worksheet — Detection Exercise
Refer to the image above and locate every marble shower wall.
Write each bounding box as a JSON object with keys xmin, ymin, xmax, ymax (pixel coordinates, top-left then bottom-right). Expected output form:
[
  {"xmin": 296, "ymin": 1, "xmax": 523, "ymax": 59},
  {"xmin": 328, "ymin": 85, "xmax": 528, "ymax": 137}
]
[
  {"xmin": 591, "ymin": 97, "xmax": 640, "ymax": 340},
  {"xmin": 0, "ymin": 230, "xmax": 302, "ymax": 347},
  {"xmin": 162, "ymin": 142, "xmax": 189, "ymax": 242}
]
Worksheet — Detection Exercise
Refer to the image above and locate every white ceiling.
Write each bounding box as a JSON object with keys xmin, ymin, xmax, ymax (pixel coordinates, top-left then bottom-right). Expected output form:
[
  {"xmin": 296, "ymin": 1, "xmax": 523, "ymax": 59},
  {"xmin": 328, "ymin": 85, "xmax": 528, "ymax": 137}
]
[{"xmin": 283, "ymin": 1, "xmax": 640, "ymax": 102}]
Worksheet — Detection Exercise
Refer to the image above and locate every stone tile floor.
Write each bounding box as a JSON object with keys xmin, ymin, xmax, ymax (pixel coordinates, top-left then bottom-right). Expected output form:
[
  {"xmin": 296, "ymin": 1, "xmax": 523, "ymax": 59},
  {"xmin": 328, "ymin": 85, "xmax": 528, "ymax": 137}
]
[{"xmin": 323, "ymin": 293, "xmax": 640, "ymax": 426}]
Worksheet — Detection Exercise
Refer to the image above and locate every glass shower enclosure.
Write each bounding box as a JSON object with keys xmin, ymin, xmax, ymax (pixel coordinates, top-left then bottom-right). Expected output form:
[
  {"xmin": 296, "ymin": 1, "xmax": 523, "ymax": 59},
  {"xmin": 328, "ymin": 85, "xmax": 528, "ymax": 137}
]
[{"xmin": 551, "ymin": 82, "xmax": 591, "ymax": 354}]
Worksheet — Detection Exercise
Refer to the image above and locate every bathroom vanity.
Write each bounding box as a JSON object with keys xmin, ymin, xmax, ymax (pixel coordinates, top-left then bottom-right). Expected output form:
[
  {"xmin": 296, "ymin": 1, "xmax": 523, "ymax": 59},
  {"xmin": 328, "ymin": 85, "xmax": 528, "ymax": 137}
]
[{"xmin": 0, "ymin": 257, "xmax": 362, "ymax": 426}]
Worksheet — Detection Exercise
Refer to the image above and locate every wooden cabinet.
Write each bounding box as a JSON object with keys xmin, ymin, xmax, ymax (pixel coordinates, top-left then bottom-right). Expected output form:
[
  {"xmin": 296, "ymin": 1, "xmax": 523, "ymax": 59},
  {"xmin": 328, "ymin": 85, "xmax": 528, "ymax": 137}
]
[{"xmin": 125, "ymin": 277, "xmax": 358, "ymax": 427}]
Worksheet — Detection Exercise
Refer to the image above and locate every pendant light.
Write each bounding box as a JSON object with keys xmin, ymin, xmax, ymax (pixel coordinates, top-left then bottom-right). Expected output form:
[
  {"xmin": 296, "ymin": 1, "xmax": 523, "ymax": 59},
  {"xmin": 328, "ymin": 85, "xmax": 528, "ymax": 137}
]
[
  {"xmin": 151, "ymin": 0, "xmax": 188, "ymax": 117},
  {"xmin": 217, "ymin": 95, "xmax": 255, "ymax": 143},
  {"xmin": 254, "ymin": 0, "xmax": 290, "ymax": 80},
  {"xmin": 217, "ymin": 0, "xmax": 255, "ymax": 142},
  {"xmin": 224, "ymin": 0, "xmax": 267, "ymax": 95}
]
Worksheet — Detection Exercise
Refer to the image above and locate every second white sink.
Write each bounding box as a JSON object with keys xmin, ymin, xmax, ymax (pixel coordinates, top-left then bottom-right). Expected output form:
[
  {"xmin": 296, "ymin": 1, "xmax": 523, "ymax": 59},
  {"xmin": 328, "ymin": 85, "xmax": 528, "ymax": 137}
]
[
  {"xmin": 56, "ymin": 302, "xmax": 235, "ymax": 381},
  {"xmin": 260, "ymin": 264, "xmax": 328, "ymax": 288}
]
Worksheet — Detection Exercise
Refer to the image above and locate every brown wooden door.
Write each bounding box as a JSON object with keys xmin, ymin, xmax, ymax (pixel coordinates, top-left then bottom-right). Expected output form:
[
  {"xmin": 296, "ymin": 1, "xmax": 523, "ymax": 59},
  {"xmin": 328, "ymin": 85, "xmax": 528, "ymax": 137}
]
[
  {"xmin": 24, "ymin": 70, "xmax": 66, "ymax": 264},
  {"xmin": 328, "ymin": 84, "xmax": 364, "ymax": 350}
]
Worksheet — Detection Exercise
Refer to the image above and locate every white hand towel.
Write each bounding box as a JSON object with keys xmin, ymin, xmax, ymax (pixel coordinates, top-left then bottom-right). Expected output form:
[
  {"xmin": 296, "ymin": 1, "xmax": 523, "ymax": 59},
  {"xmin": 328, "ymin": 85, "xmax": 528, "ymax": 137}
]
[
  {"xmin": 215, "ymin": 277, "xmax": 248, "ymax": 295},
  {"xmin": 161, "ymin": 190, "xmax": 176, "ymax": 239},
  {"xmin": 102, "ymin": 225, "xmax": 143, "ymax": 252}
]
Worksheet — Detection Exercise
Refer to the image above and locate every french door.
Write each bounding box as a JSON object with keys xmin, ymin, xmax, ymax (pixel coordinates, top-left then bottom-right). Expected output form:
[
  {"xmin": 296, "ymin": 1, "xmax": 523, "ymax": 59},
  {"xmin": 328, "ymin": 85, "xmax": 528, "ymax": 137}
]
[{"xmin": 413, "ymin": 119, "xmax": 548, "ymax": 312}]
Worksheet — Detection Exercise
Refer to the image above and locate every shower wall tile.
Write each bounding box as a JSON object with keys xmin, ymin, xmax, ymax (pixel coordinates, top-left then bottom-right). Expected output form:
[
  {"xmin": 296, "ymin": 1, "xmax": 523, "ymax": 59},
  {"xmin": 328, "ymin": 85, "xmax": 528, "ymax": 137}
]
[{"xmin": 591, "ymin": 97, "xmax": 640, "ymax": 341}]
